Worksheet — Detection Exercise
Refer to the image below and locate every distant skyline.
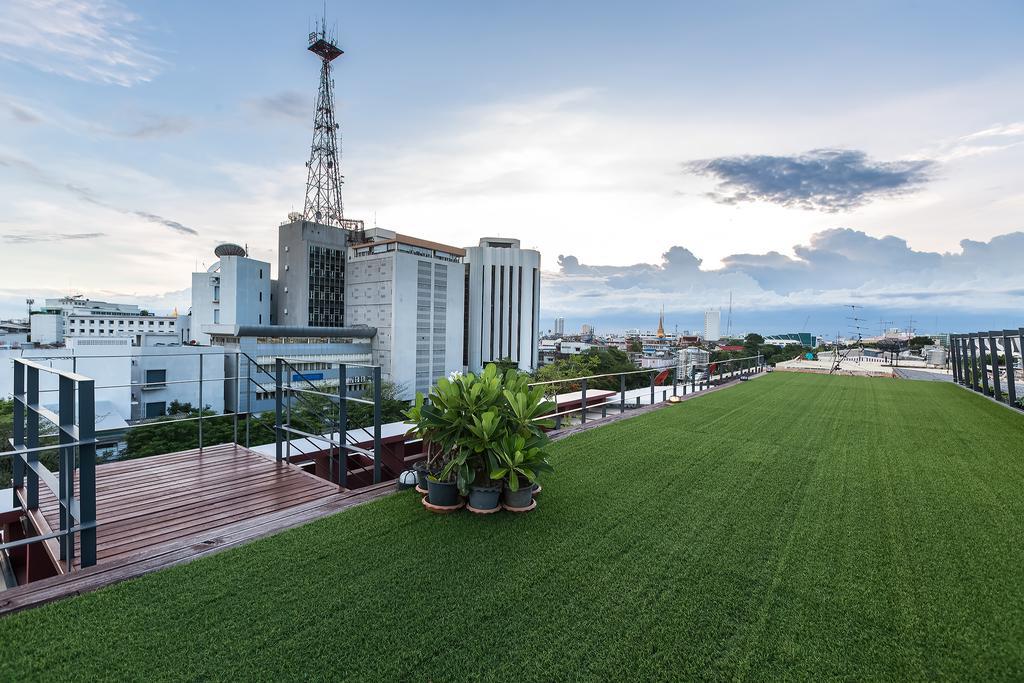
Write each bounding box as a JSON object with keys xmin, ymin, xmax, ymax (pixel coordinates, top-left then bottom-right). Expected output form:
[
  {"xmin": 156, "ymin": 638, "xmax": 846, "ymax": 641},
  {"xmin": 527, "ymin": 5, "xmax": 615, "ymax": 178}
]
[{"xmin": 1, "ymin": 1, "xmax": 1022, "ymax": 332}]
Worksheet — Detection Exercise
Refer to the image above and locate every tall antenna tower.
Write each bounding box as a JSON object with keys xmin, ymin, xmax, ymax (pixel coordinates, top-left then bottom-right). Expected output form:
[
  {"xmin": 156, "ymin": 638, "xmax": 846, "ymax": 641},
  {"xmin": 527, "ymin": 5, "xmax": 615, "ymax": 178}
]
[
  {"xmin": 303, "ymin": 15, "xmax": 346, "ymax": 226},
  {"xmin": 726, "ymin": 291, "xmax": 733, "ymax": 337}
]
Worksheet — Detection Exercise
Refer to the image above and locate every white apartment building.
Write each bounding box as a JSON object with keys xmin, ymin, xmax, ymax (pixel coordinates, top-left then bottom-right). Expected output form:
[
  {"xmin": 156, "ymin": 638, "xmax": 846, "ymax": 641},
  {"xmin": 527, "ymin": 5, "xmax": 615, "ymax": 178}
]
[
  {"xmin": 344, "ymin": 229, "xmax": 465, "ymax": 399},
  {"xmin": 30, "ymin": 296, "xmax": 178, "ymax": 345},
  {"xmin": 704, "ymin": 310, "xmax": 721, "ymax": 342},
  {"xmin": 465, "ymin": 237, "xmax": 541, "ymax": 374},
  {"xmin": 190, "ymin": 244, "xmax": 272, "ymax": 345}
]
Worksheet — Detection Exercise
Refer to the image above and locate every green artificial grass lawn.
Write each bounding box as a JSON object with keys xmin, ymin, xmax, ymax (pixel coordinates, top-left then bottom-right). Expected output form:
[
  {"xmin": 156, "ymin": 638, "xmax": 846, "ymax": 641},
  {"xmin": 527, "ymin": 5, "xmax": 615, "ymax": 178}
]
[{"xmin": 2, "ymin": 372, "xmax": 1024, "ymax": 681}]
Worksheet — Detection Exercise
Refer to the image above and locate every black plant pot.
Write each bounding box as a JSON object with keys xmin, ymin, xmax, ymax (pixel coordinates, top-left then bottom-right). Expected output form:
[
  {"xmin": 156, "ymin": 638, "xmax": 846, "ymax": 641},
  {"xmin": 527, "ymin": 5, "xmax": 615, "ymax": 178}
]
[
  {"xmin": 413, "ymin": 461, "xmax": 429, "ymax": 489},
  {"xmin": 427, "ymin": 478, "xmax": 460, "ymax": 507},
  {"xmin": 468, "ymin": 484, "xmax": 502, "ymax": 511},
  {"xmin": 502, "ymin": 483, "xmax": 533, "ymax": 509}
]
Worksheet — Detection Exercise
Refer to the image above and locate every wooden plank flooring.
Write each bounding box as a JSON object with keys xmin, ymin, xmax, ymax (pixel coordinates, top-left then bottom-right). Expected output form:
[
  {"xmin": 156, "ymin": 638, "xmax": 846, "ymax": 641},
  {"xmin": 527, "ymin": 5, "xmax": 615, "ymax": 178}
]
[{"xmin": 0, "ymin": 444, "xmax": 396, "ymax": 614}]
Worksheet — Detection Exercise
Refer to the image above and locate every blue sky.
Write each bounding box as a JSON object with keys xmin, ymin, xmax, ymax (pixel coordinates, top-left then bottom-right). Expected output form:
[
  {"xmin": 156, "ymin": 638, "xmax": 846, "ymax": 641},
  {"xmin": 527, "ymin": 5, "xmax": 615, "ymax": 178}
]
[{"xmin": 1, "ymin": 1, "xmax": 1022, "ymax": 337}]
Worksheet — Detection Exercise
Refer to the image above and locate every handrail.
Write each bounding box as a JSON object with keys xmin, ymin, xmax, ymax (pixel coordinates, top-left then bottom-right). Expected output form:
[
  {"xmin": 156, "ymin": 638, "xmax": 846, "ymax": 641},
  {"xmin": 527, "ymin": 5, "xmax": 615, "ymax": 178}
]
[
  {"xmin": 950, "ymin": 329, "xmax": 1023, "ymax": 411},
  {"xmin": 527, "ymin": 354, "xmax": 765, "ymax": 428},
  {"xmin": 9, "ymin": 358, "xmax": 98, "ymax": 570}
]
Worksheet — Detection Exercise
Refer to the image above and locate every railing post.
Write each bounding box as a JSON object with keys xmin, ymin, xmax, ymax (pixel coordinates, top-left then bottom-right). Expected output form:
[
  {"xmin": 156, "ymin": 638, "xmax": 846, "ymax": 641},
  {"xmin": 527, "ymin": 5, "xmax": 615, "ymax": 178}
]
[
  {"xmin": 286, "ymin": 365, "xmax": 293, "ymax": 463},
  {"xmin": 11, "ymin": 362, "xmax": 24, "ymax": 510},
  {"xmin": 619, "ymin": 374, "xmax": 625, "ymax": 414},
  {"xmin": 337, "ymin": 363, "xmax": 347, "ymax": 488},
  {"xmin": 57, "ymin": 374, "xmax": 73, "ymax": 565},
  {"xmin": 580, "ymin": 378, "xmax": 588, "ymax": 425},
  {"xmin": 691, "ymin": 373, "xmax": 695, "ymax": 394},
  {"xmin": 245, "ymin": 356, "xmax": 252, "ymax": 448},
  {"xmin": 649, "ymin": 371, "xmax": 656, "ymax": 405},
  {"xmin": 198, "ymin": 353, "xmax": 204, "ymax": 453},
  {"xmin": 1002, "ymin": 332, "xmax": 1016, "ymax": 407},
  {"xmin": 988, "ymin": 331, "xmax": 1002, "ymax": 401},
  {"xmin": 958, "ymin": 335, "xmax": 966, "ymax": 385},
  {"xmin": 373, "ymin": 365, "xmax": 382, "ymax": 484},
  {"xmin": 969, "ymin": 334, "xmax": 981, "ymax": 392},
  {"xmin": 274, "ymin": 358, "xmax": 284, "ymax": 462},
  {"xmin": 979, "ymin": 335, "xmax": 990, "ymax": 395},
  {"xmin": 950, "ymin": 336, "xmax": 959, "ymax": 383},
  {"xmin": 78, "ymin": 378, "xmax": 97, "ymax": 568},
  {"xmin": 26, "ymin": 365, "xmax": 39, "ymax": 510},
  {"xmin": 232, "ymin": 352, "xmax": 240, "ymax": 446}
]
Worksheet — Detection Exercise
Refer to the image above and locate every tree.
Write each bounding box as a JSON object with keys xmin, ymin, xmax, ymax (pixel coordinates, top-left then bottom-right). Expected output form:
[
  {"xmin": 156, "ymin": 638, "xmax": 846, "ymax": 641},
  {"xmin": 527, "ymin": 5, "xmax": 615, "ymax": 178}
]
[
  {"xmin": 744, "ymin": 333, "xmax": 764, "ymax": 350},
  {"xmin": 909, "ymin": 335, "xmax": 934, "ymax": 350},
  {"xmin": 626, "ymin": 337, "xmax": 643, "ymax": 353}
]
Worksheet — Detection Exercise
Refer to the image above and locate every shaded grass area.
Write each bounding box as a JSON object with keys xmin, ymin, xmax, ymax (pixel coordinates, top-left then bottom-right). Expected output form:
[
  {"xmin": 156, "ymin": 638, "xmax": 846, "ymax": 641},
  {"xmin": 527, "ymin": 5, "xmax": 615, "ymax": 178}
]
[{"xmin": 2, "ymin": 373, "xmax": 1024, "ymax": 680}]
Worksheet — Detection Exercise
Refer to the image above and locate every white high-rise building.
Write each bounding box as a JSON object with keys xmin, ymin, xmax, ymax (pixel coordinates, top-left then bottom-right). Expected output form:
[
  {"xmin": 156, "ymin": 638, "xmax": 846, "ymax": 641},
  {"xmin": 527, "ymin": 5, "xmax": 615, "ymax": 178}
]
[
  {"xmin": 190, "ymin": 244, "xmax": 272, "ymax": 345},
  {"xmin": 464, "ymin": 237, "xmax": 541, "ymax": 374},
  {"xmin": 554, "ymin": 317, "xmax": 565, "ymax": 336},
  {"xmin": 344, "ymin": 228, "xmax": 466, "ymax": 399},
  {"xmin": 29, "ymin": 296, "xmax": 178, "ymax": 346},
  {"xmin": 704, "ymin": 309, "xmax": 721, "ymax": 341}
]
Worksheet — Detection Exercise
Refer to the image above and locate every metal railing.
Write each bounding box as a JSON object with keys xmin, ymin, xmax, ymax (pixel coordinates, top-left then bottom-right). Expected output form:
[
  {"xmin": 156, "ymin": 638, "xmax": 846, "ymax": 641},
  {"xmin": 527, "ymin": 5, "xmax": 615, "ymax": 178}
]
[
  {"xmin": 950, "ymin": 329, "xmax": 1023, "ymax": 411},
  {"xmin": 4, "ymin": 349, "xmax": 388, "ymax": 486},
  {"xmin": 0, "ymin": 359, "xmax": 97, "ymax": 570},
  {"xmin": 273, "ymin": 358, "xmax": 384, "ymax": 487},
  {"xmin": 528, "ymin": 354, "xmax": 764, "ymax": 428}
]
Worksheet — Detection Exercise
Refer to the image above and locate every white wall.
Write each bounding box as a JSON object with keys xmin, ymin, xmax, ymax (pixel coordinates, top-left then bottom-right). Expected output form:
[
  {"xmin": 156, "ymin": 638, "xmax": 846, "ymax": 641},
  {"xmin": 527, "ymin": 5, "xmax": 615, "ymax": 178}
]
[
  {"xmin": 133, "ymin": 346, "xmax": 226, "ymax": 419},
  {"xmin": 465, "ymin": 238, "xmax": 541, "ymax": 373},
  {"xmin": 0, "ymin": 347, "xmax": 132, "ymax": 420},
  {"xmin": 191, "ymin": 255, "xmax": 271, "ymax": 345},
  {"xmin": 345, "ymin": 247, "xmax": 464, "ymax": 400},
  {"xmin": 30, "ymin": 314, "xmax": 63, "ymax": 344}
]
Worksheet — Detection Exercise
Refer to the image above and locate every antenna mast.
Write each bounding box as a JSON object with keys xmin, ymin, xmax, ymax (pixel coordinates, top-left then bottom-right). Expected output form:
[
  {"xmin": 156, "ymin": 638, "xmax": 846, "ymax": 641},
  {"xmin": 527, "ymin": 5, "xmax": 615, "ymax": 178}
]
[{"xmin": 303, "ymin": 14, "xmax": 346, "ymax": 226}]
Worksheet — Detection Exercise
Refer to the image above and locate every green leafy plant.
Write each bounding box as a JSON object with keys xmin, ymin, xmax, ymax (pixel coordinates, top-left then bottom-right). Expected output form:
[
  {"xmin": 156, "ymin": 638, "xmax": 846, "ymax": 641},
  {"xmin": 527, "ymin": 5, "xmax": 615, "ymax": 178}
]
[
  {"xmin": 404, "ymin": 364, "xmax": 555, "ymax": 494},
  {"xmin": 490, "ymin": 434, "xmax": 553, "ymax": 492}
]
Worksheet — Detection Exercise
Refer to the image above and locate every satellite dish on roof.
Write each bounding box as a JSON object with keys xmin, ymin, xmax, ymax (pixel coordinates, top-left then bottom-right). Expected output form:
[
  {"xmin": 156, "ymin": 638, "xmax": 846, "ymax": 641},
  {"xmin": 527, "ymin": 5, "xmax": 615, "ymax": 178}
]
[{"xmin": 214, "ymin": 243, "xmax": 247, "ymax": 258}]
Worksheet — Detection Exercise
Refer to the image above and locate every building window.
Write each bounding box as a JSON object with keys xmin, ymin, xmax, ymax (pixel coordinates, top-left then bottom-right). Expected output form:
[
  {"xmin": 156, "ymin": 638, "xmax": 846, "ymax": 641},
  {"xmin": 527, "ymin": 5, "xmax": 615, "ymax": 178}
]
[
  {"xmin": 145, "ymin": 401, "xmax": 166, "ymax": 418},
  {"xmin": 259, "ymin": 268, "xmax": 263, "ymax": 279},
  {"xmin": 213, "ymin": 309, "xmax": 220, "ymax": 324},
  {"xmin": 259, "ymin": 291, "xmax": 262, "ymax": 302},
  {"xmin": 145, "ymin": 369, "xmax": 167, "ymax": 388}
]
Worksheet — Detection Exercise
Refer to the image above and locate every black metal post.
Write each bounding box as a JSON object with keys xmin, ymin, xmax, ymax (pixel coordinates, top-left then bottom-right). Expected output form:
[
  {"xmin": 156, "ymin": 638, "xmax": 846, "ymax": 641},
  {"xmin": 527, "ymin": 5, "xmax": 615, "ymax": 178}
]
[
  {"xmin": 1002, "ymin": 331, "xmax": 1016, "ymax": 407},
  {"xmin": 979, "ymin": 335, "xmax": 990, "ymax": 395},
  {"xmin": 245, "ymin": 356, "xmax": 252, "ymax": 448},
  {"xmin": 619, "ymin": 374, "xmax": 626, "ymax": 414},
  {"xmin": 969, "ymin": 334, "xmax": 980, "ymax": 392},
  {"xmin": 78, "ymin": 378, "xmax": 97, "ymax": 568},
  {"xmin": 580, "ymin": 378, "xmax": 588, "ymax": 425},
  {"xmin": 11, "ymin": 363, "xmax": 23, "ymax": 510},
  {"xmin": 373, "ymin": 366, "xmax": 382, "ymax": 484},
  {"xmin": 988, "ymin": 331, "xmax": 1002, "ymax": 401},
  {"xmin": 57, "ymin": 374, "xmax": 73, "ymax": 564},
  {"xmin": 274, "ymin": 358, "xmax": 284, "ymax": 462},
  {"xmin": 337, "ymin": 363, "xmax": 347, "ymax": 488},
  {"xmin": 649, "ymin": 371, "xmax": 656, "ymax": 405},
  {"xmin": 950, "ymin": 336, "xmax": 959, "ymax": 383},
  {"xmin": 26, "ymin": 365, "xmax": 39, "ymax": 510},
  {"xmin": 958, "ymin": 335, "xmax": 966, "ymax": 385},
  {"xmin": 232, "ymin": 352, "xmax": 240, "ymax": 446},
  {"xmin": 198, "ymin": 353, "xmax": 204, "ymax": 453}
]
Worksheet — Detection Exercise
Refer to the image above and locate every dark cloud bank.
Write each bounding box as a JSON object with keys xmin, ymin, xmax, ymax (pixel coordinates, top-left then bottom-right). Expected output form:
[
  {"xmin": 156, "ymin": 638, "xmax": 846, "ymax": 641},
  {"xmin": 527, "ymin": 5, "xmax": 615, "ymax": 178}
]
[{"xmin": 687, "ymin": 149, "xmax": 935, "ymax": 212}]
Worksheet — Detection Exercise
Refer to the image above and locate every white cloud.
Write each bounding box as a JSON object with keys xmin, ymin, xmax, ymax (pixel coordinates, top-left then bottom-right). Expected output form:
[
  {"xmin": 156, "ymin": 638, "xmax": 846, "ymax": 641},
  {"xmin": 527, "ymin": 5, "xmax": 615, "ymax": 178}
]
[{"xmin": 0, "ymin": 0, "xmax": 165, "ymax": 86}]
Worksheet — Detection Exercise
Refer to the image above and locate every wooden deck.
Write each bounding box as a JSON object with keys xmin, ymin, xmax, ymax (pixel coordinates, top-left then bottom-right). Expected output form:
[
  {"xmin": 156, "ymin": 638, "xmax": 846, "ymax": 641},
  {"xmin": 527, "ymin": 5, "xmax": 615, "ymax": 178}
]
[{"xmin": 0, "ymin": 444, "xmax": 396, "ymax": 615}]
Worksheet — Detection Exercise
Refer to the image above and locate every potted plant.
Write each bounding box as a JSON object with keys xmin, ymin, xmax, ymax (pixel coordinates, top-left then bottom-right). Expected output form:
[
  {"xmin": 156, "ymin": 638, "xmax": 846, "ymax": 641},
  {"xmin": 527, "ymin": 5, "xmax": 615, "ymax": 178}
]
[
  {"xmin": 405, "ymin": 364, "xmax": 556, "ymax": 513},
  {"xmin": 491, "ymin": 434, "xmax": 553, "ymax": 509}
]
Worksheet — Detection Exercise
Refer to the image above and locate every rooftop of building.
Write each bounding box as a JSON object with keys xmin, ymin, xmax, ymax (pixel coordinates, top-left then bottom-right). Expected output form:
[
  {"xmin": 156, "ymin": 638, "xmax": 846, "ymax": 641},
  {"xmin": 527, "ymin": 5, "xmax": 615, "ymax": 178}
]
[{"xmin": 349, "ymin": 228, "xmax": 467, "ymax": 257}]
